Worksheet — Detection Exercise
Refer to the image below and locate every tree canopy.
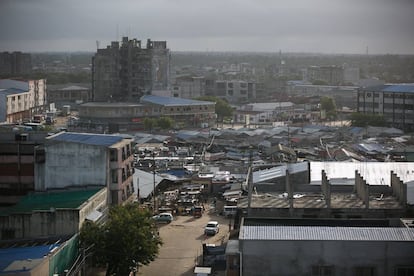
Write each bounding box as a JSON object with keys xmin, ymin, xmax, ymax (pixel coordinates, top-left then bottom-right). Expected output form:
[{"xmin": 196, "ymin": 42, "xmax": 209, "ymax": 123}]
[
  {"xmin": 197, "ymin": 96, "xmax": 233, "ymax": 122},
  {"xmin": 349, "ymin": 112, "xmax": 386, "ymax": 127},
  {"xmin": 157, "ymin": 117, "xmax": 174, "ymax": 129},
  {"xmin": 143, "ymin": 117, "xmax": 175, "ymax": 131},
  {"xmin": 79, "ymin": 204, "xmax": 162, "ymax": 275},
  {"xmin": 320, "ymin": 96, "xmax": 337, "ymax": 120}
]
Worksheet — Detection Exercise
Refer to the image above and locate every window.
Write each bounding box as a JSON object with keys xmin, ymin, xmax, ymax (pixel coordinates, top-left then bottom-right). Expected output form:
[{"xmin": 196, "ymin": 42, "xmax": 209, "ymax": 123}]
[
  {"xmin": 228, "ymin": 82, "xmax": 233, "ymax": 88},
  {"xmin": 110, "ymin": 149, "xmax": 118, "ymax": 161},
  {"xmin": 111, "ymin": 169, "xmax": 118, "ymax": 183},
  {"xmin": 312, "ymin": 265, "xmax": 334, "ymax": 276},
  {"xmin": 396, "ymin": 266, "xmax": 414, "ymax": 276},
  {"xmin": 355, "ymin": 267, "xmax": 376, "ymax": 276}
]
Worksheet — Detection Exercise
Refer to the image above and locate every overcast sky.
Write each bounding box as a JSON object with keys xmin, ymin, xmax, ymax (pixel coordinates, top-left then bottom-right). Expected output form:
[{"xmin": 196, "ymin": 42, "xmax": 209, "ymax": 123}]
[{"xmin": 1, "ymin": 0, "xmax": 413, "ymax": 54}]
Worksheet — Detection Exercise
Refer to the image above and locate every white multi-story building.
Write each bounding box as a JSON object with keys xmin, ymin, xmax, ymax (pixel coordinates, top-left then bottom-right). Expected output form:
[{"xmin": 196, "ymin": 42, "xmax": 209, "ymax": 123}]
[
  {"xmin": 235, "ymin": 102, "xmax": 295, "ymax": 125},
  {"xmin": 0, "ymin": 79, "xmax": 46, "ymax": 123},
  {"xmin": 215, "ymin": 80, "xmax": 256, "ymax": 104},
  {"xmin": 357, "ymin": 84, "xmax": 414, "ymax": 132},
  {"xmin": 171, "ymin": 75, "xmax": 205, "ymax": 99},
  {"xmin": 35, "ymin": 132, "xmax": 135, "ymax": 205}
]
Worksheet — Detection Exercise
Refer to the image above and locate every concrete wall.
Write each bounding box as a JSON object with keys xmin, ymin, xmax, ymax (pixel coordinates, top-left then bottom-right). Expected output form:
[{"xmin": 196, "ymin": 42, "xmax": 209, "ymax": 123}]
[
  {"xmin": 321, "ymin": 170, "xmax": 331, "ymax": 208},
  {"xmin": 355, "ymin": 171, "xmax": 369, "ymax": 208},
  {"xmin": 41, "ymin": 142, "xmax": 107, "ymax": 190},
  {"xmin": 0, "ymin": 189, "xmax": 106, "ymax": 240},
  {"xmin": 391, "ymin": 171, "xmax": 407, "ymax": 205},
  {"xmin": 241, "ymin": 239, "xmax": 414, "ymax": 276},
  {"xmin": 0, "ymin": 209, "xmax": 79, "ymax": 239}
]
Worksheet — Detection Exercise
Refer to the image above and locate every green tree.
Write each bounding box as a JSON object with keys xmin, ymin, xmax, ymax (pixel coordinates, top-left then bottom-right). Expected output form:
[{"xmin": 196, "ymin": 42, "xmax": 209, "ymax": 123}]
[
  {"xmin": 320, "ymin": 96, "xmax": 337, "ymax": 120},
  {"xmin": 349, "ymin": 112, "xmax": 386, "ymax": 127},
  {"xmin": 143, "ymin": 117, "xmax": 157, "ymax": 131},
  {"xmin": 197, "ymin": 96, "xmax": 232, "ymax": 122},
  {"xmin": 157, "ymin": 117, "xmax": 174, "ymax": 129},
  {"xmin": 80, "ymin": 204, "xmax": 162, "ymax": 275}
]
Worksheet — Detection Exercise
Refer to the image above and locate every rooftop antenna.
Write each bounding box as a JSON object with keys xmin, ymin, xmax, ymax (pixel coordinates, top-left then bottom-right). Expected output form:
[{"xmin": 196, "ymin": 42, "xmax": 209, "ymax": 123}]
[{"xmin": 96, "ymin": 40, "xmax": 100, "ymax": 50}]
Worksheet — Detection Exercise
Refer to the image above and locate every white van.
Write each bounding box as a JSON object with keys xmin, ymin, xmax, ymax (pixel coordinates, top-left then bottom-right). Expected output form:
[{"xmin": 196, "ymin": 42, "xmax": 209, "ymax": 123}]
[{"xmin": 223, "ymin": 206, "xmax": 237, "ymax": 217}]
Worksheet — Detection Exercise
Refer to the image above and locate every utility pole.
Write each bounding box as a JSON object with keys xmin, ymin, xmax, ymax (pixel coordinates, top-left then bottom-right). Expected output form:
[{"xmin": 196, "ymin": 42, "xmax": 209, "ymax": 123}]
[
  {"xmin": 247, "ymin": 146, "xmax": 253, "ymax": 217},
  {"xmin": 152, "ymin": 152, "xmax": 156, "ymax": 213}
]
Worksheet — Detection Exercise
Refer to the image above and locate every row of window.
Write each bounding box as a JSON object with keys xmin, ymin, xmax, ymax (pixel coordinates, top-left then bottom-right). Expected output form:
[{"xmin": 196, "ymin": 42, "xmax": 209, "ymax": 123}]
[
  {"xmin": 359, "ymin": 103, "xmax": 414, "ymax": 110},
  {"xmin": 361, "ymin": 92, "xmax": 414, "ymax": 99},
  {"xmin": 227, "ymin": 90, "xmax": 247, "ymax": 96},
  {"xmin": 168, "ymin": 106, "xmax": 210, "ymax": 112}
]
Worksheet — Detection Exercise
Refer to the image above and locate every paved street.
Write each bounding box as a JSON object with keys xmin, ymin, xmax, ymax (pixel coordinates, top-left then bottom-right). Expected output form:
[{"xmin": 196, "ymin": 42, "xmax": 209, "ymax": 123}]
[{"xmin": 138, "ymin": 206, "xmax": 231, "ymax": 276}]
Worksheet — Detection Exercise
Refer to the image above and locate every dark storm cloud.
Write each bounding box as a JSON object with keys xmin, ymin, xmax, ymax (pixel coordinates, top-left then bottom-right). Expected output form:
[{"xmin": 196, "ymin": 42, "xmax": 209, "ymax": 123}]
[{"xmin": 0, "ymin": 0, "xmax": 413, "ymax": 54}]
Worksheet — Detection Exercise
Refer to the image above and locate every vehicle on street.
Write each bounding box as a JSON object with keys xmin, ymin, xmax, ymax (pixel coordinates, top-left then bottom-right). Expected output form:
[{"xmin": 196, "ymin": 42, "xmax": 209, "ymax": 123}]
[
  {"xmin": 204, "ymin": 221, "xmax": 220, "ymax": 235},
  {"xmin": 193, "ymin": 206, "xmax": 203, "ymax": 218},
  {"xmin": 223, "ymin": 205, "xmax": 237, "ymax": 217},
  {"xmin": 152, "ymin": 212, "xmax": 173, "ymax": 223}
]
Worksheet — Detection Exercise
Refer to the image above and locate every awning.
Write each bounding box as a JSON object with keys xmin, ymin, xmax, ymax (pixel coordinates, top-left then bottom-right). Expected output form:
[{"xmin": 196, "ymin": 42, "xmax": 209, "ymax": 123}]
[{"xmin": 85, "ymin": 210, "xmax": 103, "ymax": 222}]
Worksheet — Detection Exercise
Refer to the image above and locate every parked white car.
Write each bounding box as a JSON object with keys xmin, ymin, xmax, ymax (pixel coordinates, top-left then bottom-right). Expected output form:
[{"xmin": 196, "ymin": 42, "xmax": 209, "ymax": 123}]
[
  {"xmin": 152, "ymin": 212, "xmax": 173, "ymax": 223},
  {"xmin": 204, "ymin": 221, "xmax": 219, "ymax": 235}
]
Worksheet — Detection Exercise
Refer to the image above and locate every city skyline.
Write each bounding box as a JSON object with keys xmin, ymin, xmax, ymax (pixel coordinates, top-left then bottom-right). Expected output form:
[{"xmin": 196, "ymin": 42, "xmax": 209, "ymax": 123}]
[{"xmin": 1, "ymin": 0, "xmax": 414, "ymax": 55}]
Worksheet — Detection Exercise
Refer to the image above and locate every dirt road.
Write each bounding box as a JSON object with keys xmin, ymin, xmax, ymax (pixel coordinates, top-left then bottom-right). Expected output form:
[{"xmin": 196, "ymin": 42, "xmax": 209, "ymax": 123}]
[{"xmin": 138, "ymin": 206, "xmax": 231, "ymax": 276}]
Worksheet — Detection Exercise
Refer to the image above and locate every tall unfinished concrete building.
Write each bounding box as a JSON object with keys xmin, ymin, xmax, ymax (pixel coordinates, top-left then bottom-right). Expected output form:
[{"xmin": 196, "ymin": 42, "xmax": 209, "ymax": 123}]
[{"xmin": 92, "ymin": 37, "xmax": 170, "ymax": 102}]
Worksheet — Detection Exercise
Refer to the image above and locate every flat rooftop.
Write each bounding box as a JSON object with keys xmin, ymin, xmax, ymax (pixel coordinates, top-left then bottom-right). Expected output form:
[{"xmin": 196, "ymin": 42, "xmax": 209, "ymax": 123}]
[
  {"xmin": 1, "ymin": 188, "xmax": 102, "ymax": 215},
  {"xmin": 0, "ymin": 236, "xmax": 66, "ymax": 273},
  {"xmin": 238, "ymin": 192, "xmax": 402, "ymax": 209},
  {"xmin": 240, "ymin": 226, "xmax": 414, "ymax": 241},
  {"xmin": 240, "ymin": 218, "xmax": 414, "ymax": 241}
]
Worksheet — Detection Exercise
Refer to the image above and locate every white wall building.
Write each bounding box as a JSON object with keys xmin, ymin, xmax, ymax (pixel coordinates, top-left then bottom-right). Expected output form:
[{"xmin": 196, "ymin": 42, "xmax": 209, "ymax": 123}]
[
  {"xmin": 172, "ymin": 75, "xmax": 205, "ymax": 99},
  {"xmin": 35, "ymin": 132, "xmax": 135, "ymax": 205},
  {"xmin": 215, "ymin": 80, "xmax": 256, "ymax": 103},
  {"xmin": 0, "ymin": 79, "xmax": 46, "ymax": 123}
]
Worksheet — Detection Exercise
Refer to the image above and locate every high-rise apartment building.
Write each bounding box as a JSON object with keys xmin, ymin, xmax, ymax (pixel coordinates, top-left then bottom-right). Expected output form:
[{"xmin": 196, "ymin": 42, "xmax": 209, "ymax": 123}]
[
  {"xmin": 92, "ymin": 37, "xmax": 170, "ymax": 102},
  {"xmin": 307, "ymin": 65, "xmax": 344, "ymax": 85},
  {"xmin": 0, "ymin": 52, "xmax": 32, "ymax": 76}
]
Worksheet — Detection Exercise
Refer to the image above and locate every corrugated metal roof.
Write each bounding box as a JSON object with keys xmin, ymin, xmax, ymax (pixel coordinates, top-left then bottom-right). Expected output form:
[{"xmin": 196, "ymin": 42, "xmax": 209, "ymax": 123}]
[
  {"xmin": 0, "ymin": 87, "xmax": 26, "ymax": 96},
  {"xmin": 382, "ymin": 84, "xmax": 414, "ymax": 93},
  {"xmin": 2, "ymin": 188, "xmax": 102, "ymax": 215},
  {"xmin": 141, "ymin": 95, "xmax": 215, "ymax": 106},
  {"xmin": 240, "ymin": 226, "xmax": 414, "ymax": 241},
  {"xmin": 0, "ymin": 245, "xmax": 59, "ymax": 272},
  {"xmin": 49, "ymin": 132, "xmax": 123, "ymax": 146},
  {"xmin": 0, "ymin": 79, "xmax": 29, "ymax": 91},
  {"xmin": 363, "ymin": 84, "xmax": 414, "ymax": 93},
  {"xmin": 133, "ymin": 169, "xmax": 164, "ymax": 198},
  {"xmin": 60, "ymin": 85, "xmax": 89, "ymax": 91}
]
